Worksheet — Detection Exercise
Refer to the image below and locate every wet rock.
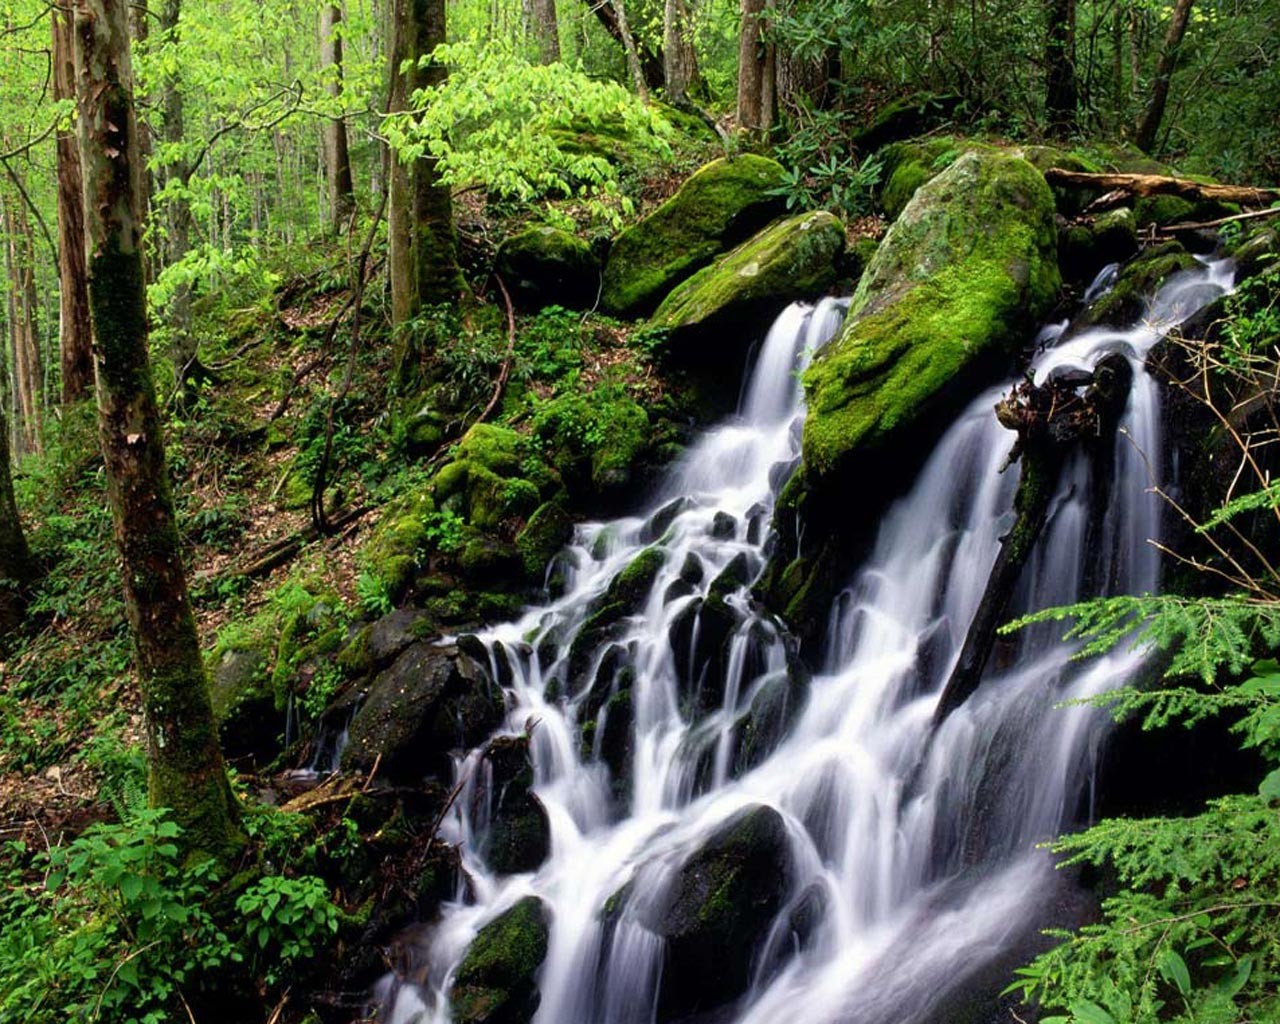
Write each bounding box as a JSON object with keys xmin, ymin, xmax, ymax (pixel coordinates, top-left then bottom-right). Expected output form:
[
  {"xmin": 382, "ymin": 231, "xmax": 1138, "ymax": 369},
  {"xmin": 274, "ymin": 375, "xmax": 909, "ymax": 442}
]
[
  {"xmin": 648, "ymin": 804, "xmax": 793, "ymax": 1022},
  {"xmin": 1074, "ymin": 240, "xmax": 1199, "ymax": 329},
  {"xmin": 209, "ymin": 645, "xmax": 278, "ymax": 768},
  {"xmin": 450, "ymin": 896, "xmax": 551, "ymax": 1024},
  {"xmin": 733, "ymin": 671, "xmax": 800, "ymax": 773},
  {"xmin": 341, "ymin": 642, "xmax": 505, "ymax": 783},
  {"xmin": 476, "ymin": 736, "xmax": 551, "ymax": 876},
  {"xmin": 710, "ymin": 511, "xmax": 737, "ymax": 539},
  {"xmin": 516, "ymin": 502, "xmax": 574, "ymax": 583},
  {"xmin": 642, "ymin": 497, "xmax": 693, "ymax": 543},
  {"xmin": 366, "ymin": 607, "xmax": 434, "ymax": 667}
]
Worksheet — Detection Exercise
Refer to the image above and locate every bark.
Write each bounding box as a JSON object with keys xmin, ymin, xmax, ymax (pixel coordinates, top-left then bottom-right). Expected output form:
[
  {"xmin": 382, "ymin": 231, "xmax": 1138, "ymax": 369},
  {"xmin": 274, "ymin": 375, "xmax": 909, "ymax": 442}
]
[
  {"xmin": 1044, "ymin": 0, "xmax": 1078, "ymax": 136},
  {"xmin": 1042, "ymin": 168, "xmax": 1280, "ymax": 207},
  {"xmin": 1134, "ymin": 0, "xmax": 1194, "ymax": 152},
  {"xmin": 663, "ymin": 0, "xmax": 699, "ymax": 103},
  {"xmin": 388, "ymin": 0, "xmax": 463, "ymax": 340},
  {"xmin": 53, "ymin": 5, "xmax": 94, "ymax": 404},
  {"xmin": 3, "ymin": 198, "xmax": 43, "ymax": 455},
  {"xmin": 736, "ymin": 0, "xmax": 772, "ymax": 132},
  {"xmin": 320, "ymin": 2, "xmax": 356, "ymax": 229},
  {"xmin": 609, "ymin": 0, "xmax": 650, "ymax": 102},
  {"xmin": 582, "ymin": 0, "xmax": 664, "ymax": 90},
  {"xmin": 530, "ymin": 0, "xmax": 560, "ymax": 63},
  {"xmin": 71, "ymin": 0, "xmax": 241, "ymax": 857}
]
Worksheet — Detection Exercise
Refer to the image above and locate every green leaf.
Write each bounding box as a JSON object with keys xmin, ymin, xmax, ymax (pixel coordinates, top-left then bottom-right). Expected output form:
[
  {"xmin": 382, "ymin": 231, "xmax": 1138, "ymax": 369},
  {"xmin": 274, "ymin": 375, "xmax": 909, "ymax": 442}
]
[
  {"xmin": 1217, "ymin": 956, "xmax": 1252, "ymax": 998},
  {"xmin": 1157, "ymin": 948, "xmax": 1192, "ymax": 996},
  {"xmin": 1259, "ymin": 769, "xmax": 1280, "ymax": 800},
  {"xmin": 1069, "ymin": 999, "xmax": 1117, "ymax": 1024}
]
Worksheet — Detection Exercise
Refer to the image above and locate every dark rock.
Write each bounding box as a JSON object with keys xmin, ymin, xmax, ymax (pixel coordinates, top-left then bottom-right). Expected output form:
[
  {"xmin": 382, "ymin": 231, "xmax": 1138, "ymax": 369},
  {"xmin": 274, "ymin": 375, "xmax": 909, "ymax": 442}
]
[
  {"xmin": 367, "ymin": 608, "xmax": 434, "ymax": 667},
  {"xmin": 209, "ymin": 645, "xmax": 278, "ymax": 768},
  {"xmin": 495, "ymin": 226, "xmax": 601, "ymax": 311},
  {"xmin": 642, "ymin": 497, "xmax": 693, "ymax": 543},
  {"xmin": 710, "ymin": 511, "xmax": 737, "ymax": 539},
  {"xmin": 475, "ymin": 736, "xmax": 551, "ymax": 876},
  {"xmin": 648, "ymin": 804, "xmax": 793, "ymax": 1022},
  {"xmin": 450, "ymin": 896, "xmax": 551, "ymax": 1024},
  {"xmin": 341, "ymin": 642, "xmax": 505, "ymax": 783}
]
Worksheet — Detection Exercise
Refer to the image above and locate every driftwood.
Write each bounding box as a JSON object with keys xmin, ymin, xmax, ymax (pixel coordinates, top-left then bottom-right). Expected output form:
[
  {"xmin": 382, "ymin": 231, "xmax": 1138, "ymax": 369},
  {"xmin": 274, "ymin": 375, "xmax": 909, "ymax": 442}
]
[{"xmin": 1044, "ymin": 168, "xmax": 1280, "ymax": 211}]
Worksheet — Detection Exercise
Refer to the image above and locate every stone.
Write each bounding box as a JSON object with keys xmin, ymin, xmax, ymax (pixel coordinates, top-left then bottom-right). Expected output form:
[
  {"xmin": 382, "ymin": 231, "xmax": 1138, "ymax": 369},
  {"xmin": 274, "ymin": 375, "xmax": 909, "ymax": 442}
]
[
  {"xmin": 495, "ymin": 226, "xmax": 601, "ymax": 311},
  {"xmin": 451, "ymin": 896, "xmax": 551, "ymax": 1024}
]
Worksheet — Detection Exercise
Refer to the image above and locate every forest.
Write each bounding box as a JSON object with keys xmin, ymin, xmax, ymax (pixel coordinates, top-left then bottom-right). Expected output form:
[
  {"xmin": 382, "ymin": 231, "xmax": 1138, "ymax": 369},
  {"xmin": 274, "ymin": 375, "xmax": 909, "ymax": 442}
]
[{"xmin": 0, "ymin": 0, "xmax": 1279, "ymax": 1020}]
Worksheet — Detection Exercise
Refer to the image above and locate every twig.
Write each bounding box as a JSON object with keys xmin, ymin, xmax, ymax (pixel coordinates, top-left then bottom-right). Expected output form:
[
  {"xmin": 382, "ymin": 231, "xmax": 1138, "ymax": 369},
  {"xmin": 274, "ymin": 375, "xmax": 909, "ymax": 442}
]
[
  {"xmin": 476, "ymin": 274, "xmax": 518, "ymax": 426},
  {"xmin": 1159, "ymin": 206, "xmax": 1280, "ymax": 233}
]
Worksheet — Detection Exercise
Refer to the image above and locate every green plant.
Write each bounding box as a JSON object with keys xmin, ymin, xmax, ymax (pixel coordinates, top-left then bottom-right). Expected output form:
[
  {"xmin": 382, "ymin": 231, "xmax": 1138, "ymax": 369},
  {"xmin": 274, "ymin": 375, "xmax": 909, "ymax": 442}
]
[
  {"xmin": 355, "ymin": 570, "xmax": 395, "ymax": 618},
  {"xmin": 235, "ymin": 874, "xmax": 339, "ymax": 984},
  {"xmin": 423, "ymin": 507, "xmax": 468, "ymax": 553}
]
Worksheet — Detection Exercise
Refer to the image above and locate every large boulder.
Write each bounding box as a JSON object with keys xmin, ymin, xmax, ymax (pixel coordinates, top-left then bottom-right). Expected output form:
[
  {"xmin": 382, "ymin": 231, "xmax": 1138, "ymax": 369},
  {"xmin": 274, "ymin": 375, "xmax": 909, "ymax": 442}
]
[
  {"xmin": 802, "ymin": 150, "xmax": 1060, "ymax": 484},
  {"xmin": 601, "ymin": 155, "xmax": 787, "ymax": 316},
  {"xmin": 652, "ymin": 211, "xmax": 846, "ymax": 340},
  {"xmin": 648, "ymin": 804, "xmax": 793, "ymax": 1022},
  {"xmin": 495, "ymin": 227, "xmax": 600, "ymax": 311},
  {"xmin": 450, "ymin": 896, "xmax": 551, "ymax": 1024},
  {"xmin": 341, "ymin": 641, "xmax": 504, "ymax": 783}
]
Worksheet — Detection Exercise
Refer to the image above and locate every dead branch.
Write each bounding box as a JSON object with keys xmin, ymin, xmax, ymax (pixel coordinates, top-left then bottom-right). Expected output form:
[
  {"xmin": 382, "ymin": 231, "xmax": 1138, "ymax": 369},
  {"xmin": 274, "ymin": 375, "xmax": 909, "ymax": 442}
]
[{"xmin": 1043, "ymin": 168, "xmax": 1280, "ymax": 209}]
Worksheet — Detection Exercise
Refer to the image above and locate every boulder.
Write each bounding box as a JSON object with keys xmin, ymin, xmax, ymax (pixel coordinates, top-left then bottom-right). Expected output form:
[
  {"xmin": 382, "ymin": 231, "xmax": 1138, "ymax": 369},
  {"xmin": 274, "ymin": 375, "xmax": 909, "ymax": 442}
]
[
  {"xmin": 341, "ymin": 641, "xmax": 504, "ymax": 782},
  {"xmin": 802, "ymin": 150, "xmax": 1061, "ymax": 484},
  {"xmin": 495, "ymin": 227, "xmax": 601, "ymax": 311},
  {"xmin": 601, "ymin": 155, "xmax": 787, "ymax": 316},
  {"xmin": 1058, "ymin": 207, "xmax": 1139, "ymax": 284},
  {"xmin": 515, "ymin": 502, "xmax": 574, "ymax": 582},
  {"xmin": 475, "ymin": 735, "xmax": 551, "ymax": 876},
  {"xmin": 648, "ymin": 804, "xmax": 792, "ymax": 1022},
  {"xmin": 450, "ymin": 896, "xmax": 551, "ymax": 1024},
  {"xmin": 652, "ymin": 211, "xmax": 846, "ymax": 339},
  {"xmin": 877, "ymin": 137, "xmax": 973, "ymax": 220},
  {"xmin": 208, "ymin": 644, "xmax": 278, "ymax": 767},
  {"xmin": 1074, "ymin": 240, "xmax": 1199, "ymax": 329}
]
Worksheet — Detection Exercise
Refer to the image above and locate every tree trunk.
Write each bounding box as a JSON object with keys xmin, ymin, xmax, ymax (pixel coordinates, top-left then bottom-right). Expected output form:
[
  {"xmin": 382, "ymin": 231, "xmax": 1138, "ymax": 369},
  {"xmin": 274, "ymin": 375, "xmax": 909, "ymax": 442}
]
[
  {"xmin": 582, "ymin": 0, "xmax": 664, "ymax": 91},
  {"xmin": 1044, "ymin": 0, "xmax": 1078, "ymax": 136},
  {"xmin": 530, "ymin": 0, "xmax": 560, "ymax": 63},
  {"xmin": 3, "ymin": 198, "xmax": 43, "ymax": 456},
  {"xmin": 320, "ymin": 2, "xmax": 357, "ymax": 229},
  {"xmin": 736, "ymin": 0, "xmax": 772, "ymax": 132},
  {"xmin": 53, "ymin": 5, "xmax": 94, "ymax": 405},
  {"xmin": 1134, "ymin": 0, "xmax": 1194, "ymax": 152},
  {"xmin": 608, "ymin": 0, "xmax": 650, "ymax": 102},
  {"xmin": 663, "ymin": 0, "xmax": 699, "ymax": 103},
  {"xmin": 0, "ymin": 392, "xmax": 32, "ymax": 638},
  {"xmin": 72, "ymin": 0, "xmax": 241, "ymax": 857},
  {"xmin": 1041, "ymin": 168, "xmax": 1280, "ymax": 207}
]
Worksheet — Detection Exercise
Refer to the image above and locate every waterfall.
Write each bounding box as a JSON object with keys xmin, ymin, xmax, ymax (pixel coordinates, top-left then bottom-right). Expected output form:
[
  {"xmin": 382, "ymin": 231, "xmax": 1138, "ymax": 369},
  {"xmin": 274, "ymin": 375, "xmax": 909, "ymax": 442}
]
[{"xmin": 380, "ymin": 260, "xmax": 1233, "ymax": 1024}]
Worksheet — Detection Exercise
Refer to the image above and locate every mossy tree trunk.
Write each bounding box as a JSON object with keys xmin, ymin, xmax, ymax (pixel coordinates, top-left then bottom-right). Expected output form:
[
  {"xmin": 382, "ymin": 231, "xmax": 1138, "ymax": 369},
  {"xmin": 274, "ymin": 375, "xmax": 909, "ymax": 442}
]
[
  {"xmin": 608, "ymin": 0, "xmax": 650, "ymax": 102},
  {"xmin": 2, "ymin": 195, "xmax": 44, "ymax": 455},
  {"xmin": 580, "ymin": 0, "xmax": 664, "ymax": 91},
  {"xmin": 53, "ymin": 4, "xmax": 95, "ymax": 405},
  {"xmin": 1134, "ymin": 0, "xmax": 1194, "ymax": 153},
  {"xmin": 72, "ymin": 0, "xmax": 241, "ymax": 857},
  {"xmin": 388, "ymin": 0, "xmax": 463, "ymax": 347},
  {"xmin": 320, "ymin": 2, "xmax": 356, "ymax": 230},
  {"xmin": 736, "ymin": 0, "xmax": 773, "ymax": 133},
  {"xmin": 530, "ymin": 0, "xmax": 560, "ymax": 63},
  {"xmin": 663, "ymin": 0, "xmax": 699, "ymax": 104}
]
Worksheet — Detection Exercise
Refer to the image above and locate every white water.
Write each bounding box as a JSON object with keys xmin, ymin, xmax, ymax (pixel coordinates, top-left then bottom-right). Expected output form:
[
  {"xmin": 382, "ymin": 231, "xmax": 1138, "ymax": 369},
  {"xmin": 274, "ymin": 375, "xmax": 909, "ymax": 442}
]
[{"xmin": 380, "ymin": 261, "xmax": 1233, "ymax": 1024}]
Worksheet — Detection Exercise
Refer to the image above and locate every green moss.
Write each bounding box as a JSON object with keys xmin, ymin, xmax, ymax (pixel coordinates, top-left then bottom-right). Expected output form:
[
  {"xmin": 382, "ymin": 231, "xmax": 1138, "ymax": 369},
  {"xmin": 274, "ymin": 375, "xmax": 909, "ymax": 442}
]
[
  {"xmin": 803, "ymin": 151, "xmax": 1060, "ymax": 481},
  {"xmin": 336, "ymin": 624, "xmax": 374, "ymax": 677},
  {"xmin": 877, "ymin": 137, "xmax": 991, "ymax": 220},
  {"xmin": 607, "ymin": 546, "xmax": 665, "ymax": 609},
  {"xmin": 1077, "ymin": 241, "xmax": 1199, "ymax": 328},
  {"xmin": 497, "ymin": 226, "xmax": 600, "ymax": 311},
  {"xmin": 652, "ymin": 211, "xmax": 846, "ymax": 333},
  {"xmin": 531, "ymin": 390, "xmax": 650, "ymax": 496},
  {"xmin": 451, "ymin": 896, "xmax": 550, "ymax": 1024},
  {"xmin": 516, "ymin": 502, "xmax": 574, "ymax": 579},
  {"xmin": 601, "ymin": 155, "xmax": 788, "ymax": 316},
  {"xmin": 1134, "ymin": 194, "xmax": 1196, "ymax": 227}
]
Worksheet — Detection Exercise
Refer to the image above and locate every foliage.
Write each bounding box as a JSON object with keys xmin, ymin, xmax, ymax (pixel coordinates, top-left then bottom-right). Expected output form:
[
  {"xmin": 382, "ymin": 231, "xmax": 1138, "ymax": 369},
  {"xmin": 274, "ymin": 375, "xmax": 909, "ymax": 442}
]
[
  {"xmin": 385, "ymin": 37, "xmax": 674, "ymax": 227},
  {"xmin": 235, "ymin": 874, "xmax": 339, "ymax": 984}
]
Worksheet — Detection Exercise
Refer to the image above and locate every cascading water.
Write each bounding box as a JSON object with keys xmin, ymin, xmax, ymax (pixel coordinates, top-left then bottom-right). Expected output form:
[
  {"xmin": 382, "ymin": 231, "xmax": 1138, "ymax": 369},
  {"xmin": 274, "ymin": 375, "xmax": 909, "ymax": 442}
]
[{"xmin": 378, "ymin": 260, "xmax": 1233, "ymax": 1024}]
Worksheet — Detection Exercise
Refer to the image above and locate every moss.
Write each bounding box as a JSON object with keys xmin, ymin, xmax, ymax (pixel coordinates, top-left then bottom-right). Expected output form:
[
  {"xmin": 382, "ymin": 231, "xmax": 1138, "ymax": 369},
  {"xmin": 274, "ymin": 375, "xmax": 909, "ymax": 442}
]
[
  {"xmin": 336, "ymin": 624, "xmax": 374, "ymax": 677},
  {"xmin": 531, "ymin": 390, "xmax": 650, "ymax": 497},
  {"xmin": 877, "ymin": 137, "xmax": 991, "ymax": 220},
  {"xmin": 516, "ymin": 502, "xmax": 574, "ymax": 580},
  {"xmin": 1076, "ymin": 241, "xmax": 1200, "ymax": 328},
  {"xmin": 652, "ymin": 211, "xmax": 846, "ymax": 334},
  {"xmin": 496, "ymin": 226, "xmax": 600, "ymax": 311},
  {"xmin": 451, "ymin": 896, "xmax": 550, "ymax": 1024},
  {"xmin": 608, "ymin": 546, "xmax": 666, "ymax": 609},
  {"xmin": 601, "ymin": 155, "xmax": 788, "ymax": 316},
  {"xmin": 1135, "ymin": 194, "xmax": 1196, "ymax": 227},
  {"xmin": 803, "ymin": 151, "xmax": 1060, "ymax": 481}
]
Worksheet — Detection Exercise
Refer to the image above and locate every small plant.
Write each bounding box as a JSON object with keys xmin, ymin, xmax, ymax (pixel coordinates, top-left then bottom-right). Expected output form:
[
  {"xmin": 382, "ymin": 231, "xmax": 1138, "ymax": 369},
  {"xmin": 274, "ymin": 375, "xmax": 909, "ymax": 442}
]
[
  {"xmin": 235, "ymin": 874, "xmax": 339, "ymax": 984},
  {"xmin": 423, "ymin": 507, "xmax": 468, "ymax": 553}
]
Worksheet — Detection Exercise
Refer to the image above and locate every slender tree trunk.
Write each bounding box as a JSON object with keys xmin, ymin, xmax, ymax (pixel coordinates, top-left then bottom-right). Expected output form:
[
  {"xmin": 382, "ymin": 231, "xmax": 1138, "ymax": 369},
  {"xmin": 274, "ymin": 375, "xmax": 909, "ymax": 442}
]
[
  {"xmin": 3, "ymin": 200, "xmax": 43, "ymax": 455},
  {"xmin": 736, "ymin": 0, "xmax": 772, "ymax": 131},
  {"xmin": 1134, "ymin": 0, "xmax": 1194, "ymax": 152},
  {"xmin": 320, "ymin": 2, "xmax": 357, "ymax": 229},
  {"xmin": 53, "ymin": 6, "xmax": 94, "ymax": 404},
  {"xmin": 72, "ymin": 0, "xmax": 241, "ymax": 857},
  {"xmin": 1045, "ymin": 0, "xmax": 1078, "ymax": 136},
  {"xmin": 609, "ymin": 0, "xmax": 650, "ymax": 101},
  {"xmin": 530, "ymin": 0, "xmax": 559, "ymax": 62},
  {"xmin": 388, "ymin": 0, "xmax": 463, "ymax": 338},
  {"xmin": 0, "ymin": 391, "xmax": 32, "ymax": 638},
  {"xmin": 582, "ymin": 0, "xmax": 664, "ymax": 90},
  {"xmin": 663, "ymin": 0, "xmax": 698, "ymax": 103}
]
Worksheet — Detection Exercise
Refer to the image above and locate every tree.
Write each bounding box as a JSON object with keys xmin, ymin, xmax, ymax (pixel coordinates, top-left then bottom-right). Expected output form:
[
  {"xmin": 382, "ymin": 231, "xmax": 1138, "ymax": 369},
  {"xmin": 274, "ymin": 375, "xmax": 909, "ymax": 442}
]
[
  {"xmin": 608, "ymin": 0, "xmax": 650, "ymax": 102},
  {"xmin": 663, "ymin": 0, "xmax": 699, "ymax": 104},
  {"xmin": 52, "ymin": 3, "xmax": 93, "ymax": 404},
  {"xmin": 71, "ymin": 0, "xmax": 240, "ymax": 856},
  {"xmin": 1044, "ymin": 0, "xmax": 1078, "ymax": 136},
  {"xmin": 530, "ymin": 0, "xmax": 560, "ymax": 63},
  {"xmin": 2, "ymin": 192, "xmax": 44, "ymax": 455},
  {"xmin": 387, "ymin": 0, "xmax": 463, "ymax": 331},
  {"xmin": 0, "ymin": 397, "xmax": 32, "ymax": 638},
  {"xmin": 736, "ymin": 0, "xmax": 773, "ymax": 132},
  {"xmin": 1135, "ymin": 0, "xmax": 1195, "ymax": 152},
  {"xmin": 319, "ymin": 1, "xmax": 356, "ymax": 229},
  {"xmin": 580, "ymin": 0, "xmax": 664, "ymax": 91}
]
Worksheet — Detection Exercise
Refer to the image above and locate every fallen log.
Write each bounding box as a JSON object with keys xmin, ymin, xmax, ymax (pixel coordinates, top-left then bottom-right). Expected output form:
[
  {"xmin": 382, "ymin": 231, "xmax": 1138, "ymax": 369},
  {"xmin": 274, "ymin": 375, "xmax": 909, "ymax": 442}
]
[{"xmin": 1043, "ymin": 168, "xmax": 1280, "ymax": 209}]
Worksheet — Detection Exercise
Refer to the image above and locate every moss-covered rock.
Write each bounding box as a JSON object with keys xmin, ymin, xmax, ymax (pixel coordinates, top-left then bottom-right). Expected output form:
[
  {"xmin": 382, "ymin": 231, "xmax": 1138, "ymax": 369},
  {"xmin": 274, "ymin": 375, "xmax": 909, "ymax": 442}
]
[
  {"xmin": 530, "ymin": 390, "xmax": 650, "ymax": 499},
  {"xmin": 208, "ymin": 644, "xmax": 278, "ymax": 767},
  {"xmin": 648, "ymin": 804, "xmax": 792, "ymax": 1022},
  {"xmin": 601, "ymin": 155, "xmax": 788, "ymax": 316},
  {"xmin": 803, "ymin": 150, "xmax": 1060, "ymax": 483},
  {"xmin": 475, "ymin": 736, "xmax": 551, "ymax": 875},
  {"xmin": 1059, "ymin": 207, "xmax": 1139, "ymax": 284},
  {"xmin": 1075, "ymin": 241, "xmax": 1200, "ymax": 328},
  {"xmin": 607, "ymin": 545, "xmax": 666, "ymax": 609},
  {"xmin": 515, "ymin": 501, "xmax": 574, "ymax": 581},
  {"xmin": 877, "ymin": 136, "xmax": 984, "ymax": 220},
  {"xmin": 341, "ymin": 641, "xmax": 504, "ymax": 783},
  {"xmin": 495, "ymin": 226, "xmax": 601, "ymax": 311},
  {"xmin": 652, "ymin": 211, "xmax": 846, "ymax": 338},
  {"xmin": 451, "ymin": 896, "xmax": 551, "ymax": 1024}
]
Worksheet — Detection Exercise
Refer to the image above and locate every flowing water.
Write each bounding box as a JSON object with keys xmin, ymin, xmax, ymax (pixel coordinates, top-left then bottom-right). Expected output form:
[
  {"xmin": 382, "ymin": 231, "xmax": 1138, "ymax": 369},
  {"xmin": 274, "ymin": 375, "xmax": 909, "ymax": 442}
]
[{"xmin": 378, "ymin": 260, "xmax": 1233, "ymax": 1024}]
